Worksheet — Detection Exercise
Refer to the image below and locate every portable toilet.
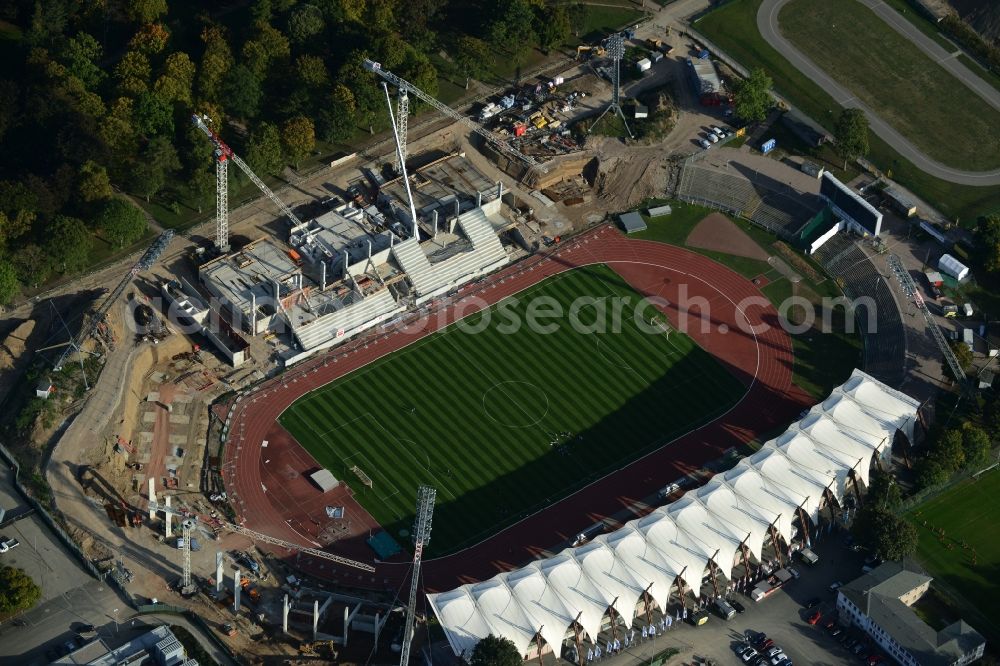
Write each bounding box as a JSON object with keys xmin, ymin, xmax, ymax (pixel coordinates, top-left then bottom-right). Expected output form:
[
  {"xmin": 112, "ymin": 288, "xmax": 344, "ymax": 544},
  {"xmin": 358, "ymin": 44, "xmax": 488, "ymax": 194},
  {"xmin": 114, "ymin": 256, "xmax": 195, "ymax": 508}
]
[
  {"xmin": 962, "ymin": 302, "xmax": 974, "ymax": 317},
  {"xmin": 963, "ymin": 327, "xmax": 974, "ymax": 347}
]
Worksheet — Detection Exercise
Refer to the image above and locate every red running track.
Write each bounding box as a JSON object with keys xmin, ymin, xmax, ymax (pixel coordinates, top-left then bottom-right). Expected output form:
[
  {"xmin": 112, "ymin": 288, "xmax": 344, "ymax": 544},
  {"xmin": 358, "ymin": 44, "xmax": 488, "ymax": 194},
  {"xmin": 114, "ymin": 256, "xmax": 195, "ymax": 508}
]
[{"xmin": 221, "ymin": 225, "xmax": 814, "ymax": 592}]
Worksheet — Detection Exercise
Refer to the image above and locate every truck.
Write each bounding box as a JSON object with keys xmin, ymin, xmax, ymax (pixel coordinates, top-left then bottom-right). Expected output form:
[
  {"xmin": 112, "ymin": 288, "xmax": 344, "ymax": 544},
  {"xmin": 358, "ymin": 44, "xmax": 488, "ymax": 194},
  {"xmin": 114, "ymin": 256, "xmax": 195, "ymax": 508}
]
[
  {"xmin": 798, "ymin": 547, "xmax": 819, "ymax": 565},
  {"xmin": 713, "ymin": 598, "xmax": 736, "ymax": 620}
]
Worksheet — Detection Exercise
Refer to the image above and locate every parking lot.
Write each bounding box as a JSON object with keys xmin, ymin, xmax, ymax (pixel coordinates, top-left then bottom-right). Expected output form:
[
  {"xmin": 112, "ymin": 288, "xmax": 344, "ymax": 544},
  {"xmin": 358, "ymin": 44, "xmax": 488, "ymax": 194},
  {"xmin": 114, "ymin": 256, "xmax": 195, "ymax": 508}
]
[
  {"xmin": 595, "ymin": 536, "xmax": 885, "ymax": 666},
  {"xmin": 0, "ymin": 463, "xmax": 95, "ymax": 605}
]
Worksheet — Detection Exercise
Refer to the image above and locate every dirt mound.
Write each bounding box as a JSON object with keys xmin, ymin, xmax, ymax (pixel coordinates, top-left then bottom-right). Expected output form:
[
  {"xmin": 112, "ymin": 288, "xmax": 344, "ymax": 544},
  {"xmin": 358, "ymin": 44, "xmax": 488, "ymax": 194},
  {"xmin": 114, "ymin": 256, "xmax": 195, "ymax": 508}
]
[
  {"xmin": 590, "ymin": 138, "xmax": 671, "ymax": 211},
  {"xmin": 686, "ymin": 213, "xmax": 771, "ymax": 261},
  {"xmin": 0, "ymin": 319, "xmax": 35, "ymax": 370}
]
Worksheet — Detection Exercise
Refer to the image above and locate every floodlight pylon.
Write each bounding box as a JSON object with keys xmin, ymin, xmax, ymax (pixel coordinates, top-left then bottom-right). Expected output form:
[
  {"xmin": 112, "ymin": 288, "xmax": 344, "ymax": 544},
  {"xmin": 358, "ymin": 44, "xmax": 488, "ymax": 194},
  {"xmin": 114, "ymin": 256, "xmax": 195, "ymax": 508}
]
[{"xmin": 590, "ymin": 33, "xmax": 634, "ymax": 139}]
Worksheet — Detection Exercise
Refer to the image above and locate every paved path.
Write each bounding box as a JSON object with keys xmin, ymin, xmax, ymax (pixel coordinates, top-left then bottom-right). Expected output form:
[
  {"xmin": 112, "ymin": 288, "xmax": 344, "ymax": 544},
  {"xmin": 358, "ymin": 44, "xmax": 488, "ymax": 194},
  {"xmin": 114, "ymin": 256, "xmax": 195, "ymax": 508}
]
[{"xmin": 757, "ymin": 0, "xmax": 1000, "ymax": 186}]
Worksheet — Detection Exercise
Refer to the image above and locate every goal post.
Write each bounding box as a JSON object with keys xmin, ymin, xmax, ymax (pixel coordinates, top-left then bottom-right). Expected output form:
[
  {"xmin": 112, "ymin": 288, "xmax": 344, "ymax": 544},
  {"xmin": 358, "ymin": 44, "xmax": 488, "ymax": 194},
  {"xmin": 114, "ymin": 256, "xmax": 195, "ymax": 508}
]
[{"xmin": 350, "ymin": 465, "xmax": 373, "ymax": 489}]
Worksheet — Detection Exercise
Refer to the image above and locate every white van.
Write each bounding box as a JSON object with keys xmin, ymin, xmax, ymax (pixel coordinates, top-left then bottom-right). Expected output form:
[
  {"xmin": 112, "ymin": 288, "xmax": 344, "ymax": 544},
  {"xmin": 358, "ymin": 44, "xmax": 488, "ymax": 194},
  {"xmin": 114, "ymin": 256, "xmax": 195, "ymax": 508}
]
[{"xmin": 799, "ymin": 547, "xmax": 819, "ymax": 565}]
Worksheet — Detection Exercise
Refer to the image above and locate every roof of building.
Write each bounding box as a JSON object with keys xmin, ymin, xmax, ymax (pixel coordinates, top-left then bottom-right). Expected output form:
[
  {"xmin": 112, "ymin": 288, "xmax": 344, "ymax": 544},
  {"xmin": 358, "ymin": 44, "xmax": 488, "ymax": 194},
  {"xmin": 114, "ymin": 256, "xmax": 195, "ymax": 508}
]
[
  {"xmin": 688, "ymin": 58, "xmax": 721, "ymax": 94},
  {"xmin": 309, "ymin": 469, "xmax": 339, "ymax": 492},
  {"xmin": 619, "ymin": 211, "xmax": 647, "ymax": 233},
  {"xmin": 840, "ymin": 563, "xmax": 984, "ymax": 666},
  {"xmin": 428, "ymin": 370, "xmax": 921, "ymax": 657},
  {"xmin": 54, "ymin": 625, "xmax": 198, "ymax": 666}
]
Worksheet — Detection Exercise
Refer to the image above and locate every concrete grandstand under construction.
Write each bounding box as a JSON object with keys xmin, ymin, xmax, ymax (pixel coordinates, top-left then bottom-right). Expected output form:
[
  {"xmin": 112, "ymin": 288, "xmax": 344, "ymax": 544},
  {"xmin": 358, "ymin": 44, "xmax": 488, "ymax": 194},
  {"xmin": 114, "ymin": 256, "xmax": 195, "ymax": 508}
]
[{"xmin": 196, "ymin": 153, "xmax": 515, "ymax": 366}]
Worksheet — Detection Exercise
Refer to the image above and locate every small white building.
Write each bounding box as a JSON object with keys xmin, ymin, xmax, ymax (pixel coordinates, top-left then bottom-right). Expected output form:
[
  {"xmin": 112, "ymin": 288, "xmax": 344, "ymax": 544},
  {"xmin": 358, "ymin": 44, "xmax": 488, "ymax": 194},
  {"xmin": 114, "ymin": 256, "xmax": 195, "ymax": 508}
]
[
  {"xmin": 636, "ymin": 57, "xmax": 651, "ymax": 73},
  {"xmin": 939, "ymin": 254, "xmax": 970, "ymax": 281},
  {"xmin": 35, "ymin": 378, "xmax": 53, "ymax": 400}
]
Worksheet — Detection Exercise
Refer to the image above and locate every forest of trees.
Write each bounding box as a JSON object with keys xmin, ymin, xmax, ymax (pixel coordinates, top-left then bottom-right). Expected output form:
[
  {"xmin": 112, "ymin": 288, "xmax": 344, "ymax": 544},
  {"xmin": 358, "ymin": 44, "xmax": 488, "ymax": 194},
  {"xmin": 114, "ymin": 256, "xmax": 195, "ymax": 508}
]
[{"xmin": 0, "ymin": 0, "xmax": 597, "ymax": 305}]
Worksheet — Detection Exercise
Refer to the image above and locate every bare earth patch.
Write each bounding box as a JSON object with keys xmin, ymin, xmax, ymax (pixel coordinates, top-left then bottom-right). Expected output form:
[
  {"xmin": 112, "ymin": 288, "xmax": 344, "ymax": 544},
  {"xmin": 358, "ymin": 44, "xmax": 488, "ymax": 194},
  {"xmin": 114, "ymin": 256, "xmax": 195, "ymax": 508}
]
[{"xmin": 686, "ymin": 213, "xmax": 771, "ymax": 261}]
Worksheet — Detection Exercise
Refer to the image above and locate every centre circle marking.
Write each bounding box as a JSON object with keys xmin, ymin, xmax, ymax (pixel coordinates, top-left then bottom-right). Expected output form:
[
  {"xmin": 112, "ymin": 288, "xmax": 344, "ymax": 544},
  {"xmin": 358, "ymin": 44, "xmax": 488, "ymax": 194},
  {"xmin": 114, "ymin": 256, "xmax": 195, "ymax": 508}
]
[{"xmin": 482, "ymin": 381, "xmax": 550, "ymax": 428}]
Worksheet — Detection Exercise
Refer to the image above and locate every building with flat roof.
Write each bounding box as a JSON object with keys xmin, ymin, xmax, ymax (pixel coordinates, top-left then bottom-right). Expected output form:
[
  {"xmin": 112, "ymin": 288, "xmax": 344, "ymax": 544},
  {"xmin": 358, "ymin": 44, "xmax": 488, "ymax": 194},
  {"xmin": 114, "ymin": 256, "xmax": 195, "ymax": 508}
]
[
  {"xmin": 52, "ymin": 625, "xmax": 199, "ymax": 665},
  {"xmin": 837, "ymin": 562, "xmax": 985, "ymax": 666},
  {"xmin": 687, "ymin": 58, "xmax": 723, "ymax": 105}
]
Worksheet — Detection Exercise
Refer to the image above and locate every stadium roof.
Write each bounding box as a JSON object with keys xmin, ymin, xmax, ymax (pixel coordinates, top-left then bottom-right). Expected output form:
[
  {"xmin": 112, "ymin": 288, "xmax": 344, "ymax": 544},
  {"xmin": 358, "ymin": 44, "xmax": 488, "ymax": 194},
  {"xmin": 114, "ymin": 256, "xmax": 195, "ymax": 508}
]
[{"xmin": 427, "ymin": 369, "xmax": 920, "ymax": 658}]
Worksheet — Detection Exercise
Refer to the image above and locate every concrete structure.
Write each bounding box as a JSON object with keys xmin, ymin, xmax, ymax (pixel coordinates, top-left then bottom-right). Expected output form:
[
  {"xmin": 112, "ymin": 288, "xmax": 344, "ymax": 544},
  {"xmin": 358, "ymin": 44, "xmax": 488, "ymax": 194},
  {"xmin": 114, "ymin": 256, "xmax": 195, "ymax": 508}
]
[
  {"xmin": 837, "ymin": 562, "xmax": 985, "ymax": 666},
  {"xmin": 52, "ymin": 625, "xmax": 199, "ymax": 665},
  {"xmin": 308, "ymin": 469, "xmax": 339, "ymax": 492},
  {"xmin": 196, "ymin": 152, "xmax": 513, "ymax": 367}
]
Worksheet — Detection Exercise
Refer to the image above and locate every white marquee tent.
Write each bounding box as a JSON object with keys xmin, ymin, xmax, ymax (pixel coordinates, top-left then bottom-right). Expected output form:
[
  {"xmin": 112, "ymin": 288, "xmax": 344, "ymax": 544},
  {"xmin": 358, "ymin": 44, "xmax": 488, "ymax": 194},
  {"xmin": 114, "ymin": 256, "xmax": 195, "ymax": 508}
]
[{"xmin": 427, "ymin": 369, "xmax": 920, "ymax": 658}]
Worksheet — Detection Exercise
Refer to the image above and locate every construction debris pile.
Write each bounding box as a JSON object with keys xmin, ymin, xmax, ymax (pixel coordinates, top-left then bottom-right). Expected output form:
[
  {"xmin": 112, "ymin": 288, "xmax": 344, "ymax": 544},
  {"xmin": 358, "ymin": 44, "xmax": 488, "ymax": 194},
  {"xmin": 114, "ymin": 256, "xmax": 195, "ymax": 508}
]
[{"xmin": 478, "ymin": 78, "xmax": 589, "ymax": 160}]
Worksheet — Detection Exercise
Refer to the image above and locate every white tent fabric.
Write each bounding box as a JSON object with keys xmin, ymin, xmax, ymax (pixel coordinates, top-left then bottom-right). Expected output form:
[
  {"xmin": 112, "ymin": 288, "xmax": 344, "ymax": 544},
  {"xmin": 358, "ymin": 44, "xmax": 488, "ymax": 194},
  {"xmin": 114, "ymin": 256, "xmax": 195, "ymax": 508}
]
[{"xmin": 427, "ymin": 370, "xmax": 920, "ymax": 658}]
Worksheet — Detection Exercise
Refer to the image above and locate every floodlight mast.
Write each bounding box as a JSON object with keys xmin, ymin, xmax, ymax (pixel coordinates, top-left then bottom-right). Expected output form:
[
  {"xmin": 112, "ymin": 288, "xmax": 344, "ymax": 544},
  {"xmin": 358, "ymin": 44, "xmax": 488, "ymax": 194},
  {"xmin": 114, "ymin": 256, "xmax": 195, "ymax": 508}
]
[
  {"xmin": 590, "ymin": 33, "xmax": 633, "ymax": 139},
  {"xmin": 399, "ymin": 485, "xmax": 436, "ymax": 666}
]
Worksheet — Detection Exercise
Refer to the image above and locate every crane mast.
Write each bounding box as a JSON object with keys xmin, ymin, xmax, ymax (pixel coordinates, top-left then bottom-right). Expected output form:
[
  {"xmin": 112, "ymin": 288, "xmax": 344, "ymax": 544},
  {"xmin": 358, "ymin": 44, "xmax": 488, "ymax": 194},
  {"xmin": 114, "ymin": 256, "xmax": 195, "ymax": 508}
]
[
  {"xmin": 399, "ymin": 485, "xmax": 436, "ymax": 666},
  {"xmin": 53, "ymin": 230, "xmax": 174, "ymax": 372},
  {"xmin": 190, "ymin": 114, "xmax": 304, "ymax": 251},
  {"xmin": 363, "ymin": 59, "xmax": 545, "ymax": 172}
]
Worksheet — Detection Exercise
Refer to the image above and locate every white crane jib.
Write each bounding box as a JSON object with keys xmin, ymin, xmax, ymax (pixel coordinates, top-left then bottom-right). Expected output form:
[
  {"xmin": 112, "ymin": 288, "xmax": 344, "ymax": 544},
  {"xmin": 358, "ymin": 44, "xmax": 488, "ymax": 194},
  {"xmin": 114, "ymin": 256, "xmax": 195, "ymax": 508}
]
[
  {"xmin": 190, "ymin": 114, "xmax": 304, "ymax": 251},
  {"xmin": 362, "ymin": 59, "xmax": 545, "ymax": 172}
]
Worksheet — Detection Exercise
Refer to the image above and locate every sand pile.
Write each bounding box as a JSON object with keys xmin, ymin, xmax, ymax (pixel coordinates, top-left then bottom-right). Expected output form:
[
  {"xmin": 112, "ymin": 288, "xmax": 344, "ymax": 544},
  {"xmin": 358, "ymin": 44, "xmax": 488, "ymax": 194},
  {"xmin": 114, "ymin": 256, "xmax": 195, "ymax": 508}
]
[{"xmin": 0, "ymin": 319, "xmax": 35, "ymax": 370}]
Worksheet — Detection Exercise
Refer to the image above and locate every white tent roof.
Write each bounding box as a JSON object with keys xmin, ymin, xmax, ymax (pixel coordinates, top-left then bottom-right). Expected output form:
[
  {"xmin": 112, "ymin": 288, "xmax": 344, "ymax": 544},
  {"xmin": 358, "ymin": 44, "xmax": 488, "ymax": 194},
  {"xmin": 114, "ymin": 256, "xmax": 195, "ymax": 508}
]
[{"xmin": 430, "ymin": 370, "xmax": 920, "ymax": 657}]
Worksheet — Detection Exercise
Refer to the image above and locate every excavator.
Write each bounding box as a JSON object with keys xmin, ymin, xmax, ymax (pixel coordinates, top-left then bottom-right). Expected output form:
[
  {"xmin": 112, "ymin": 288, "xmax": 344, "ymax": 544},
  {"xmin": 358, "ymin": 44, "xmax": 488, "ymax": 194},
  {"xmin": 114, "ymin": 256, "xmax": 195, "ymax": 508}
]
[{"xmin": 576, "ymin": 44, "xmax": 607, "ymax": 60}]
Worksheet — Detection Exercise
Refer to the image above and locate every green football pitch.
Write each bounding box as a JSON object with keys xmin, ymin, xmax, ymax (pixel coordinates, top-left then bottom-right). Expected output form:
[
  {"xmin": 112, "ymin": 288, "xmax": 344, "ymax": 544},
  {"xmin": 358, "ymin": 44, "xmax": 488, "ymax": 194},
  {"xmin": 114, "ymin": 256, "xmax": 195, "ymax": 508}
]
[
  {"xmin": 279, "ymin": 265, "xmax": 746, "ymax": 554},
  {"xmin": 908, "ymin": 468, "xmax": 1000, "ymax": 637}
]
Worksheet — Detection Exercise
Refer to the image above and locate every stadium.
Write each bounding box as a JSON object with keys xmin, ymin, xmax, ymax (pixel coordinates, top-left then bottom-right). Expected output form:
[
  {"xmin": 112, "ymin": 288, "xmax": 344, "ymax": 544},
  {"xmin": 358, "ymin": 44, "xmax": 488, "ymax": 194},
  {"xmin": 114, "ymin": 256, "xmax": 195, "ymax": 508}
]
[{"xmin": 220, "ymin": 209, "xmax": 916, "ymax": 660}]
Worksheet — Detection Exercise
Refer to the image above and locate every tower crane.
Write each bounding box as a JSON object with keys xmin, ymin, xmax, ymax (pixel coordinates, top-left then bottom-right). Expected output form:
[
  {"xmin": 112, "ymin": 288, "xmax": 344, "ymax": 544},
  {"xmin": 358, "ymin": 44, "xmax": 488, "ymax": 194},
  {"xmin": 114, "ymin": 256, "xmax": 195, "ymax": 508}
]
[
  {"xmin": 190, "ymin": 114, "xmax": 304, "ymax": 253},
  {"xmin": 48, "ymin": 230, "xmax": 174, "ymax": 377},
  {"xmin": 363, "ymin": 59, "xmax": 545, "ymax": 173}
]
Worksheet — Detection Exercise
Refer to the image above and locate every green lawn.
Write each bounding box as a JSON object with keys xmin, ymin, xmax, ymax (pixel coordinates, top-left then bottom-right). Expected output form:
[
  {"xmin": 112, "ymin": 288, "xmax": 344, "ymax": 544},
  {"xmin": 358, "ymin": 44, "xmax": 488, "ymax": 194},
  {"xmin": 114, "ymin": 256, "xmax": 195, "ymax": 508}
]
[
  {"xmin": 908, "ymin": 468, "xmax": 1000, "ymax": 641},
  {"xmin": 280, "ymin": 265, "xmax": 745, "ymax": 554},
  {"xmin": 779, "ymin": 0, "xmax": 1000, "ymax": 171},
  {"xmin": 695, "ymin": 0, "xmax": 1000, "ymax": 223}
]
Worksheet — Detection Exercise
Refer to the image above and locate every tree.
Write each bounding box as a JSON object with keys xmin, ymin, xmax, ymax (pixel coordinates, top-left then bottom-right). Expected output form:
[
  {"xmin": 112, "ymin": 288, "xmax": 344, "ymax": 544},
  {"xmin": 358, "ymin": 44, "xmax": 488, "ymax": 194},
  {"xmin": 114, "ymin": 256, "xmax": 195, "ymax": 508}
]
[
  {"xmin": 246, "ymin": 122, "xmax": 284, "ymax": 176},
  {"xmin": 865, "ymin": 470, "xmax": 902, "ymax": 511},
  {"xmin": 96, "ymin": 199, "xmax": 147, "ymax": 247},
  {"xmin": 11, "ymin": 244, "xmax": 50, "ymax": 288},
  {"xmin": 153, "ymin": 51, "xmax": 195, "ymax": 104},
  {"xmin": 295, "ymin": 54, "xmax": 329, "ymax": 89},
  {"xmin": 454, "ymin": 36, "xmax": 493, "ymax": 87},
  {"xmin": 224, "ymin": 65, "xmax": 263, "ymax": 119},
  {"xmin": 288, "ymin": 4, "xmax": 326, "ymax": 44},
  {"xmin": 469, "ymin": 634, "xmax": 522, "ymax": 666},
  {"xmin": 126, "ymin": 0, "xmax": 168, "ymax": 23},
  {"xmin": 851, "ymin": 506, "xmax": 918, "ymax": 561},
  {"xmin": 242, "ymin": 21, "xmax": 290, "ymax": 77},
  {"xmin": 487, "ymin": 0, "xmax": 536, "ymax": 63},
  {"xmin": 78, "ymin": 161, "xmax": 113, "ymax": 204},
  {"xmin": 732, "ymin": 68, "xmax": 773, "ymax": 123},
  {"xmin": 0, "ymin": 181, "xmax": 39, "ymax": 248},
  {"xmin": 128, "ymin": 22, "xmax": 170, "ymax": 55},
  {"xmin": 198, "ymin": 26, "xmax": 233, "ymax": 103},
  {"xmin": 834, "ymin": 108, "xmax": 870, "ymax": 170},
  {"xmin": 568, "ymin": 2, "xmax": 587, "ymax": 37},
  {"xmin": 46, "ymin": 215, "xmax": 92, "ymax": 273},
  {"xmin": 537, "ymin": 4, "xmax": 571, "ymax": 53},
  {"xmin": 950, "ymin": 340, "xmax": 973, "ymax": 372},
  {"xmin": 114, "ymin": 50, "xmax": 151, "ymax": 95},
  {"xmin": 60, "ymin": 33, "xmax": 105, "ymax": 89},
  {"xmin": 934, "ymin": 428, "xmax": 966, "ymax": 473},
  {"xmin": 976, "ymin": 214, "xmax": 1000, "ymax": 274},
  {"xmin": 100, "ymin": 97, "xmax": 140, "ymax": 162},
  {"xmin": 131, "ymin": 136, "xmax": 180, "ymax": 201},
  {"xmin": 135, "ymin": 91, "xmax": 174, "ymax": 137},
  {"xmin": 281, "ymin": 116, "xmax": 315, "ymax": 169},
  {"xmin": 186, "ymin": 170, "xmax": 215, "ymax": 213},
  {"xmin": 0, "ymin": 259, "xmax": 18, "ymax": 305},
  {"xmin": 317, "ymin": 84, "xmax": 356, "ymax": 142},
  {"xmin": 960, "ymin": 424, "xmax": 992, "ymax": 470},
  {"xmin": 917, "ymin": 455, "xmax": 950, "ymax": 489},
  {"xmin": 0, "ymin": 566, "xmax": 41, "ymax": 614}
]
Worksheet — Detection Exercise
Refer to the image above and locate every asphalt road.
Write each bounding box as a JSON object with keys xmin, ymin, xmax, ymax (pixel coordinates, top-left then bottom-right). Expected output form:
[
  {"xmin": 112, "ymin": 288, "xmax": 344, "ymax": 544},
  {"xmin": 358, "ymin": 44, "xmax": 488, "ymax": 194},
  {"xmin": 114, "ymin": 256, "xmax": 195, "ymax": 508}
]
[{"xmin": 757, "ymin": 0, "xmax": 1000, "ymax": 186}]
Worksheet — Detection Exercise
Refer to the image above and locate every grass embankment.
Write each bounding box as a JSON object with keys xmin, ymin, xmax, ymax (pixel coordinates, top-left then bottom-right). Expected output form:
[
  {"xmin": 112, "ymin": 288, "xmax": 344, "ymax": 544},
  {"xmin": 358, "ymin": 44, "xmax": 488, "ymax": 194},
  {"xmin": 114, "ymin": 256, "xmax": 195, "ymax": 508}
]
[
  {"xmin": 695, "ymin": 0, "xmax": 1000, "ymax": 224},
  {"xmin": 633, "ymin": 200, "xmax": 863, "ymax": 399}
]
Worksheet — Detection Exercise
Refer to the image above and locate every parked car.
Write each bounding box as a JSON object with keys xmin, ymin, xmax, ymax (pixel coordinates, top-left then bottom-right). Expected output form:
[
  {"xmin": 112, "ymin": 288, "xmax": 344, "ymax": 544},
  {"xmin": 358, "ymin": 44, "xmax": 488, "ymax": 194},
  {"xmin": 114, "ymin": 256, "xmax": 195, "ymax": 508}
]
[
  {"xmin": 699, "ymin": 138, "xmax": 711, "ymax": 149},
  {"xmin": 0, "ymin": 538, "xmax": 20, "ymax": 553},
  {"xmin": 760, "ymin": 639, "xmax": 775, "ymax": 651},
  {"xmin": 769, "ymin": 652, "xmax": 788, "ymax": 666},
  {"xmin": 787, "ymin": 567, "xmax": 801, "ymax": 580},
  {"xmin": 807, "ymin": 611, "xmax": 822, "ymax": 625},
  {"xmin": 829, "ymin": 581, "xmax": 844, "ymax": 592},
  {"xmin": 731, "ymin": 599, "xmax": 746, "ymax": 614},
  {"xmin": 706, "ymin": 132, "xmax": 719, "ymax": 143},
  {"xmin": 711, "ymin": 125, "xmax": 725, "ymax": 137},
  {"xmin": 741, "ymin": 647, "xmax": 760, "ymax": 663}
]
